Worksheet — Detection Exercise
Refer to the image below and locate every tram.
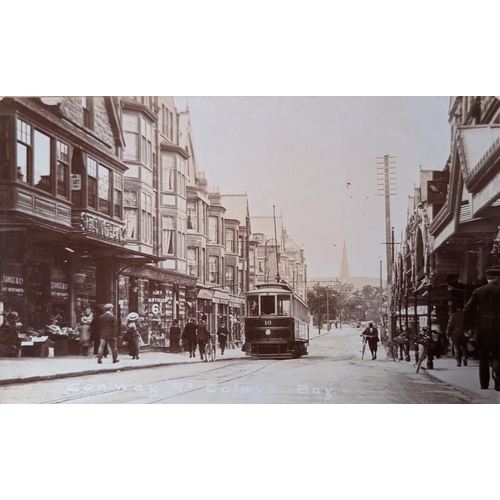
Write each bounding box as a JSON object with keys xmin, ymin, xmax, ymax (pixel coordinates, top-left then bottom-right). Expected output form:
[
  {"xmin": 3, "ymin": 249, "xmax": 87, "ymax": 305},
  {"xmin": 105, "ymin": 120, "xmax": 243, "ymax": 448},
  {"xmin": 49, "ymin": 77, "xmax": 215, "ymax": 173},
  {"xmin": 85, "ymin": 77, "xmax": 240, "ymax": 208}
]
[{"xmin": 243, "ymin": 281, "xmax": 309, "ymax": 359}]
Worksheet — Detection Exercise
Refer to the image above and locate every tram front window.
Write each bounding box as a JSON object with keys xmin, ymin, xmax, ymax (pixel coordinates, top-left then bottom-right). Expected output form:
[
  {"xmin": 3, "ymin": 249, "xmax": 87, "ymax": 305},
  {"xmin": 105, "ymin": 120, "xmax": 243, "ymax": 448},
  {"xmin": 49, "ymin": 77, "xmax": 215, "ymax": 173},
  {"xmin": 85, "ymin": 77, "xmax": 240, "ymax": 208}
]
[
  {"xmin": 278, "ymin": 295, "xmax": 291, "ymax": 315},
  {"xmin": 261, "ymin": 295, "xmax": 276, "ymax": 315},
  {"xmin": 249, "ymin": 298, "xmax": 259, "ymax": 316}
]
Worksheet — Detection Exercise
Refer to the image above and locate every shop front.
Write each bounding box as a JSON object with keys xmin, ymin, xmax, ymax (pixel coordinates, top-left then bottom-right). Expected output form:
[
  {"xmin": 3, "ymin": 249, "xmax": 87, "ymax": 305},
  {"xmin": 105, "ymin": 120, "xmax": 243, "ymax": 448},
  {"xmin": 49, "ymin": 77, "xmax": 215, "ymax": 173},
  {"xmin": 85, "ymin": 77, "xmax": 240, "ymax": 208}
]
[{"xmin": 120, "ymin": 265, "xmax": 196, "ymax": 352}]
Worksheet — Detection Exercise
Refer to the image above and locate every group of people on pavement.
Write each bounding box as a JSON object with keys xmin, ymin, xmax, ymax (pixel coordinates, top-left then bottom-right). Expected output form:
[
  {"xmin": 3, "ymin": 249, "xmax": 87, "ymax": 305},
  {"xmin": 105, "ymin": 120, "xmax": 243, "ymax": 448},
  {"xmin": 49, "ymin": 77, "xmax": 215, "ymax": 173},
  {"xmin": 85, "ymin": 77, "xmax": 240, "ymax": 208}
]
[
  {"xmin": 80, "ymin": 301, "xmax": 232, "ymax": 365},
  {"xmin": 173, "ymin": 316, "xmax": 229, "ymax": 359},
  {"xmin": 441, "ymin": 265, "xmax": 500, "ymax": 391},
  {"xmin": 357, "ymin": 265, "xmax": 500, "ymax": 393}
]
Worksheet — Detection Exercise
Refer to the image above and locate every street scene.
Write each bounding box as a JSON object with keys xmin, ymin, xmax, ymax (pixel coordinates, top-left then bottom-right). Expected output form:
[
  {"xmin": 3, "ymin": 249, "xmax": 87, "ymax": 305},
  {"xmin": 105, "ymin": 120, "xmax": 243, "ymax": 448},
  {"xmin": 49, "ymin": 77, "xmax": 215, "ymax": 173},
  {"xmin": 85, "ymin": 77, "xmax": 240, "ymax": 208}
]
[
  {"xmin": 0, "ymin": 326, "xmax": 484, "ymax": 404},
  {"xmin": 1, "ymin": 96, "xmax": 500, "ymax": 404}
]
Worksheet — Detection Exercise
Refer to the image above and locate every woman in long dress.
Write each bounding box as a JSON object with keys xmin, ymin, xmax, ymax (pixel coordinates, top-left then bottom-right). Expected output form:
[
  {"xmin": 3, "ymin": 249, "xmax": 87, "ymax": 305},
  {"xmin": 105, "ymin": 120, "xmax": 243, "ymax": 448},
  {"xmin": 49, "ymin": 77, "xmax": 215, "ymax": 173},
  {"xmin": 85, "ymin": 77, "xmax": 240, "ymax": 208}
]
[
  {"xmin": 79, "ymin": 305, "xmax": 94, "ymax": 356},
  {"xmin": 126, "ymin": 312, "xmax": 141, "ymax": 360}
]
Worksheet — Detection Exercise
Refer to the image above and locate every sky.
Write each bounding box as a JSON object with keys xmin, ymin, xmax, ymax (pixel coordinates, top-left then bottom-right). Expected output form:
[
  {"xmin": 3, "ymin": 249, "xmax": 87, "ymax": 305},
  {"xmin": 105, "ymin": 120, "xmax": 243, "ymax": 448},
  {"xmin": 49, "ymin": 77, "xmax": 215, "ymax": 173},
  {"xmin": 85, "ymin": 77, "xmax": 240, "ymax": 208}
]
[{"xmin": 174, "ymin": 96, "xmax": 451, "ymax": 280}]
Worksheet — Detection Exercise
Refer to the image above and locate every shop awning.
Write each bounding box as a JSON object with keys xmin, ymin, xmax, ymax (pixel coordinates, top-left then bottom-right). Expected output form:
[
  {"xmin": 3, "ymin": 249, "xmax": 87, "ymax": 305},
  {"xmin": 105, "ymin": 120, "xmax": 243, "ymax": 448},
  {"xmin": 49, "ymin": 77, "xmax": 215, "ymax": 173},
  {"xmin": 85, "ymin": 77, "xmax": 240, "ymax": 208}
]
[
  {"xmin": 198, "ymin": 289, "xmax": 214, "ymax": 300},
  {"xmin": 213, "ymin": 290, "xmax": 229, "ymax": 304},
  {"xmin": 458, "ymin": 126, "xmax": 500, "ymax": 191}
]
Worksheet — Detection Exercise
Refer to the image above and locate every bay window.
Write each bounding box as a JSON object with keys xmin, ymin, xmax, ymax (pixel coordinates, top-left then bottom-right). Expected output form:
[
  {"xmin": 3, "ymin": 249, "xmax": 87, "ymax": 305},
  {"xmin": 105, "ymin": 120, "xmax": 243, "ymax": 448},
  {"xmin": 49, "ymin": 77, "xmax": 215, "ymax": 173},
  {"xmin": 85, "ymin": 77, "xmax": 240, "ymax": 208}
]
[
  {"xmin": 162, "ymin": 215, "xmax": 174, "ymax": 255},
  {"xmin": 123, "ymin": 113, "xmax": 139, "ymax": 161},
  {"xmin": 56, "ymin": 141, "xmax": 69, "ymax": 197},
  {"xmin": 87, "ymin": 157, "xmax": 97, "ymax": 209},
  {"xmin": 226, "ymin": 228, "xmax": 235, "ymax": 252},
  {"xmin": 209, "ymin": 256, "xmax": 219, "ymax": 284},
  {"xmin": 98, "ymin": 164, "xmax": 111, "ymax": 215},
  {"xmin": 209, "ymin": 216, "xmax": 218, "ymax": 243}
]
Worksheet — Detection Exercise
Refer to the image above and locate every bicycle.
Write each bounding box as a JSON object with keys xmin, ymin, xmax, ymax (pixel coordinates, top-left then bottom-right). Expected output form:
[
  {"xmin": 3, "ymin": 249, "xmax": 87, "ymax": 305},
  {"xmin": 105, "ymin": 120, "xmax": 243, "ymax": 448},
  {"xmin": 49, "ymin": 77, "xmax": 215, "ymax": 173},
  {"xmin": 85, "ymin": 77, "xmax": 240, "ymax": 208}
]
[
  {"xmin": 360, "ymin": 334, "xmax": 368, "ymax": 359},
  {"xmin": 204, "ymin": 334, "xmax": 216, "ymax": 362},
  {"xmin": 414, "ymin": 329, "xmax": 434, "ymax": 373},
  {"xmin": 384, "ymin": 339, "xmax": 399, "ymax": 362}
]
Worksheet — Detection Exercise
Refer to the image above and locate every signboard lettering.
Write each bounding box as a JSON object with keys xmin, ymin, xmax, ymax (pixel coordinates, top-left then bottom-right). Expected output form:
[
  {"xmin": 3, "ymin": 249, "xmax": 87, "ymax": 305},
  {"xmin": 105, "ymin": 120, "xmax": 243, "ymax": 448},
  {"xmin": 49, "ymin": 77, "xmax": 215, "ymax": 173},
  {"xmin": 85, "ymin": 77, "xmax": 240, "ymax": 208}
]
[{"xmin": 80, "ymin": 212, "xmax": 126, "ymax": 243}]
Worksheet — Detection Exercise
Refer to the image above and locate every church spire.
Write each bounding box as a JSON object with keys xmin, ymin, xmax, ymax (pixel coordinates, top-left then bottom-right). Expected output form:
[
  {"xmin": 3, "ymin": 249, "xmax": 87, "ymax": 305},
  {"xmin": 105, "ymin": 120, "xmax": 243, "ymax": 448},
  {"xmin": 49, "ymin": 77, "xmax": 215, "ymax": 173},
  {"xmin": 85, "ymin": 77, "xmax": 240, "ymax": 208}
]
[{"xmin": 339, "ymin": 238, "xmax": 350, "ymax": 283}]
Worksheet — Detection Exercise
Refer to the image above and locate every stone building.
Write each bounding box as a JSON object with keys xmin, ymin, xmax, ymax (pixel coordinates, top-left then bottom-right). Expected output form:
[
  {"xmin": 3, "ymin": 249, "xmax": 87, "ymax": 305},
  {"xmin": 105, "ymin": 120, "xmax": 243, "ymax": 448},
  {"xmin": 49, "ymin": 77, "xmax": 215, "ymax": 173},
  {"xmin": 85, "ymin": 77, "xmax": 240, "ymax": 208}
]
[{"xmin": 392, "ymin": 96, "xmax": 500, "ymax": 348}]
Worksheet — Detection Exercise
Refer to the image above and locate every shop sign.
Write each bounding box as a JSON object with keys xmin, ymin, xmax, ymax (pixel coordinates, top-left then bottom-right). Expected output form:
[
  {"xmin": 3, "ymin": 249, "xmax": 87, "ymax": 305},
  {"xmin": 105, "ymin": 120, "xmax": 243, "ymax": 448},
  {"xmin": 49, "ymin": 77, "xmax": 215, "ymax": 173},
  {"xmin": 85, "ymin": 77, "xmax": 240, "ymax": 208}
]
[
  {"xmin": 148, "ymin": 290, "xmax": 167, "ymax": 316},
  {"xmin": 50, "ymin": 268, "xmax": 69, "ymax": 301},
  {"xmin": 78, "ymin": 212, "xmax": 126, "ymax": 243},
  {"xmin": 203, "ymin": 305, "xmax": 214, "ymax": 313},
  {"xmin": 71, "ymin": 174, "xmax": 82, "ymax": 190},
  {"xmin": 427, "ymin": 180, "xmax": 449, "ymax": 204},
  {"xmin": 1, "ymin": 263, "xmax": 24, "ymax": 297}
]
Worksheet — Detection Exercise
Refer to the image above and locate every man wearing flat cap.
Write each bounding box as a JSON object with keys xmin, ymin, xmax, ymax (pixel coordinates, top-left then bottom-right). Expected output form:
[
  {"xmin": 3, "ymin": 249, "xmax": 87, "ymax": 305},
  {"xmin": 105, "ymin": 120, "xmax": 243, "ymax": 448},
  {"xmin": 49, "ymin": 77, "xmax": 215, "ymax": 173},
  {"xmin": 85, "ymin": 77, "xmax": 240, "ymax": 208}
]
[
  {"xmin": 97, "ymin": 303, "xmax": 119, "ymax": 364},
  {"xmin": 462, "ymin": 266, "xmax": 500, "ymax": 390}
]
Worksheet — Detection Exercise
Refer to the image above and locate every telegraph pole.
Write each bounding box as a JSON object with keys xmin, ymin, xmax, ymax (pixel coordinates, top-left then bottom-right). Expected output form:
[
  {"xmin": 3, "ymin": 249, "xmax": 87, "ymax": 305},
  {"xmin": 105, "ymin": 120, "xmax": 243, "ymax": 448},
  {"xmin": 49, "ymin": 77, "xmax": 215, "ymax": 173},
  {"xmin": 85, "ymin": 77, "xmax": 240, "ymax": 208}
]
[{"xmin": 377, "ymin": 155, "xmax": 396, "ymax": 339}]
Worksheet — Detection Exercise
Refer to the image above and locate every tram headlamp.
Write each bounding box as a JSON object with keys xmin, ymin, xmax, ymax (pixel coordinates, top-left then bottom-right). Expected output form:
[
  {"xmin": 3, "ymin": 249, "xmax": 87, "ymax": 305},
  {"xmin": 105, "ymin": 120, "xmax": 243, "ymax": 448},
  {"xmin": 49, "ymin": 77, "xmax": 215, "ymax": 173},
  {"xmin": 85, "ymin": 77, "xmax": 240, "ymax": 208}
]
[{"xmin": 265, "ymin": 329, "xmax": 271, "ymax": 336}]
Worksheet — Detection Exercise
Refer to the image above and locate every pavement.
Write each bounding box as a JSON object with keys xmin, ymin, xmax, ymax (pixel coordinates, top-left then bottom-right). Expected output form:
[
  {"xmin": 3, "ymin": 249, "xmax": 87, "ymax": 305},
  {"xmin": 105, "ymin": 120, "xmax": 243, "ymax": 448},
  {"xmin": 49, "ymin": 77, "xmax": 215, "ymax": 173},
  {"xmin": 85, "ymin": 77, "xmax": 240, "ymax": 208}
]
[
  {"xmin": 0, "ymin": 347, "xmax": 249, "ymax": 386},
  {"xmin": 1, "ymin": 326, "xmax": 499, "ymax": 403}
]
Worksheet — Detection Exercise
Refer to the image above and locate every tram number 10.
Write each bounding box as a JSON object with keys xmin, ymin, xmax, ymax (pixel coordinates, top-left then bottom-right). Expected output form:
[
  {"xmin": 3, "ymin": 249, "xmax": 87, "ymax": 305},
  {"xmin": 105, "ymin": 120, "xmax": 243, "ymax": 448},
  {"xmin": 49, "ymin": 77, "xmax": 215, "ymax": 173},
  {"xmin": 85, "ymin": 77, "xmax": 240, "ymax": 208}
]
[
  {"xmin": 150, "ymin": 303, "xmax": 163, "ymax": 315},
  {"xmin": 264, "ymin": 320, "xmax": 272, "ymax": 326}
]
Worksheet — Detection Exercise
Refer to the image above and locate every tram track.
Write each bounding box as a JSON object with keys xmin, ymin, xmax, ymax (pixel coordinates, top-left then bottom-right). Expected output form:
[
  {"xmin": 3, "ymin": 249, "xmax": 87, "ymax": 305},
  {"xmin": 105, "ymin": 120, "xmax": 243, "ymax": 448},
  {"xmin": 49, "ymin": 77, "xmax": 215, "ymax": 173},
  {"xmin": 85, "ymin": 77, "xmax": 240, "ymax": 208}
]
[{"xmin": 43, "ymin": 358, "xmax": 277, "ymax": 404}]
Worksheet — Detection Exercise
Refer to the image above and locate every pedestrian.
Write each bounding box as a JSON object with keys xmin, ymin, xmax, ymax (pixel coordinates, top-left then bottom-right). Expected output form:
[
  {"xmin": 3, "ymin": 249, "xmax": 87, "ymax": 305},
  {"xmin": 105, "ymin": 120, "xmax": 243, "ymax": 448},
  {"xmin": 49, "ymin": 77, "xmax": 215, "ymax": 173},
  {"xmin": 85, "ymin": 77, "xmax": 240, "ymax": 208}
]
[
  {"xmin": 463, "ymin": 266, "xmax": 500, "ymax": 390},
  {"xmin": 125, "ymin": 312, "xmax": 141, "ymax": 360},
  {"xmin": 169, "ymin": 319, "xmax": 181, "ymax": 354},
  {"xmin": 446, "ymin": 305, "xmax": 468, "ymax": 367},
  {"xmin": 183, "ymin": 318, "xmax": 197, "ymax": 358},
  {"xmin": 90, "ymin": 304, "xmax": 104, "ymax": 356},
  {"xmin": 97, "ymin": 303, "xmax": 119, "ymax": 364},
  {"xmin": 217, "ymin": 321, "xmax": 229, "ymax": 355},
  {"xmin": 78, "ymin": 303, "xmax": 93, "ymax": 356},
  {"xmin": 196, "ymin": 315, "xmax": 211, "ymax": 360},
  {"xmin": 362, "ymin": 321, "xmax": 379, "ymax": 360}
]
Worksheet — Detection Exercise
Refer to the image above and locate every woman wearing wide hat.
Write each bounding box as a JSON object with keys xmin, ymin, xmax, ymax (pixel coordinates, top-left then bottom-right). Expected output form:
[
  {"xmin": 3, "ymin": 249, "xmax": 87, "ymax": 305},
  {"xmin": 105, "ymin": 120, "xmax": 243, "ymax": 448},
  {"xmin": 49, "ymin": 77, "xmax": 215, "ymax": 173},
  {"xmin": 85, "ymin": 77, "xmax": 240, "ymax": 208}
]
[{"xmin": 125, "ymin": 312, "xmax": 141, "ymax": 360}]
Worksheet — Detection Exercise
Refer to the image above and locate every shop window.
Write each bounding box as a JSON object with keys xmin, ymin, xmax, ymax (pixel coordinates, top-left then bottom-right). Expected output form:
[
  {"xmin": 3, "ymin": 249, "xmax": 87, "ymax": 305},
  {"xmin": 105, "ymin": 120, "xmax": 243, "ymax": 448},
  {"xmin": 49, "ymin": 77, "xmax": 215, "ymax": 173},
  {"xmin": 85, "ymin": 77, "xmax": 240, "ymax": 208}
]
[{"xmin": 56, "ymin": 141, "xmax": 69, "ymax": 197}]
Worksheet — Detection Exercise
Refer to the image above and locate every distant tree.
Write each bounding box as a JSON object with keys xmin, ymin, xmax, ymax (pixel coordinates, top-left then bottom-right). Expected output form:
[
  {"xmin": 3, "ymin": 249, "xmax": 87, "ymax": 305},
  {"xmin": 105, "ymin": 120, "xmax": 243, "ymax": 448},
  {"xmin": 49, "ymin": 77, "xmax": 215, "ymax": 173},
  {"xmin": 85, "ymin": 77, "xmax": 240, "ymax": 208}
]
[{"xmin": 307, "ymin": 284, "xmax": 339, "ymax": 329}]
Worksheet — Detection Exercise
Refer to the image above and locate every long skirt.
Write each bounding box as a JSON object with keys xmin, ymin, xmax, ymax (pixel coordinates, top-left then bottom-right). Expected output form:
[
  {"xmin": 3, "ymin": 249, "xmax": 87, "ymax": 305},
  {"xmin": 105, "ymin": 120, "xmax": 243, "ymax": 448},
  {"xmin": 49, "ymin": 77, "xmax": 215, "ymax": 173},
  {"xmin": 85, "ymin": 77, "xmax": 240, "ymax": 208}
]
[
  {"xmin": 368, "ymin": 338, "xmax": 378, "ymax": 353},
  {"xmin": 80, "ymin": 325, "xmax": 93, "ymax": 347},
  {"xmin": 129, "ymin": 336, "xmax": 140, "ymax": 357}
]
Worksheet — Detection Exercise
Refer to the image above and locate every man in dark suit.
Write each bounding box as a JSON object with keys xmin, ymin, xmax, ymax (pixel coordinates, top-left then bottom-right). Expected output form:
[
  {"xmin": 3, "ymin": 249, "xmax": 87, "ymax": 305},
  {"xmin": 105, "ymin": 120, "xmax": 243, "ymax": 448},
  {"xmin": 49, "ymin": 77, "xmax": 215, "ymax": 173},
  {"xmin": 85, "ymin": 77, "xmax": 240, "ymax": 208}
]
[
  {"xmin": 98, "ymin": 303, "xmax": 119, "ymax": 364},
  {"xmin": 217, "ymin": 321, "xmax": 229, "ymax": 355},
  {"xmin": 196, "ymin": 315, "xmax": 211, "ymax": 360},
  {"xmin": 463, "ymin": 266, "xmax": 500, "ymax": 390},
  {"xmin": 183, "ymin": 318, "xmax": 198, "ymax": 358}
]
